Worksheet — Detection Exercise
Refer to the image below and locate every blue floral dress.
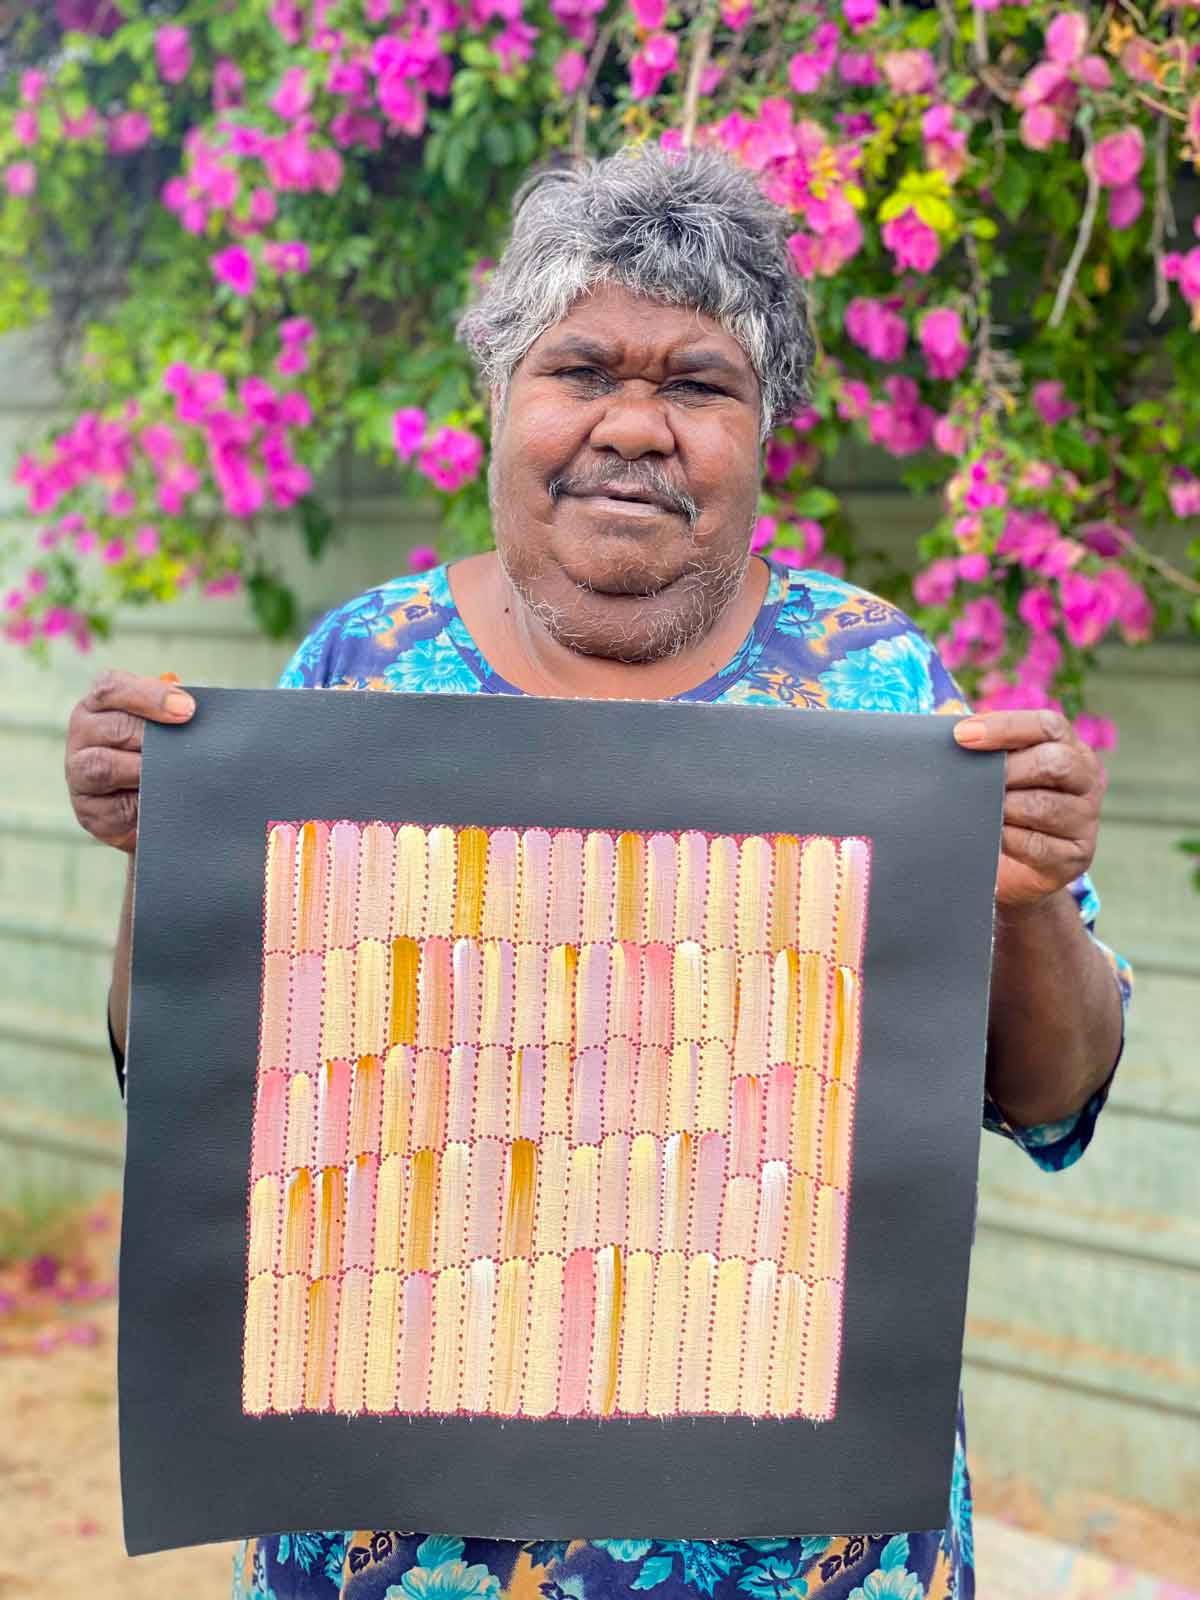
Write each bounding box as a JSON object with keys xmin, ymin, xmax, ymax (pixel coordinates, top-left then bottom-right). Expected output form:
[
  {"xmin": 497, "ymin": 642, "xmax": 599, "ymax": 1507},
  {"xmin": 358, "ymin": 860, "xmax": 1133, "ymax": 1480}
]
[{"xmin": 231, "ymin": 560, "xmax": 1132, "ymax": 1600}]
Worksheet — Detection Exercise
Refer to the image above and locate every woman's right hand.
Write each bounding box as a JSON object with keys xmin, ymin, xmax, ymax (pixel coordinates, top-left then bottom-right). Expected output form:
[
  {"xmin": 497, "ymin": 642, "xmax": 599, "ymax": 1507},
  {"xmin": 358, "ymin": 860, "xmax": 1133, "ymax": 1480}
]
[{"xmin": 65, "ymin": 670, "xmax": 196, "ymax": 854}]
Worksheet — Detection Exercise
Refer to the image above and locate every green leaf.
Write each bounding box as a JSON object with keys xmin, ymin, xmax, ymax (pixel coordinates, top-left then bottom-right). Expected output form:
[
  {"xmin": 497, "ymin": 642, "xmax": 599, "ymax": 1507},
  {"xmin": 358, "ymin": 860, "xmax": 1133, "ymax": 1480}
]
[
  {"xmin": 247, "ymin": 572, "xmax": 298, "ymax": 639},
  {"xmin": 298, "ymin": 497, "xmax": 335, "ymax": 562},
  {"xmin": 992, "ymin": 161, "xmax": 1033, "ymax": 224},
  {"xmin": 791, "ymin": 486, "xmax": 840, "ymax": 518}
]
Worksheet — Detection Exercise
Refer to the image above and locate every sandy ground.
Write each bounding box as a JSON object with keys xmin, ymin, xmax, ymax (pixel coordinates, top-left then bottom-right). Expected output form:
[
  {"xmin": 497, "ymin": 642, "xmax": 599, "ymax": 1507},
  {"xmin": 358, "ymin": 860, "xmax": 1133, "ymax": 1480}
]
[{"xmin": 0, "ymin": 1191, "xmax": 1196, "ymax": 1599}]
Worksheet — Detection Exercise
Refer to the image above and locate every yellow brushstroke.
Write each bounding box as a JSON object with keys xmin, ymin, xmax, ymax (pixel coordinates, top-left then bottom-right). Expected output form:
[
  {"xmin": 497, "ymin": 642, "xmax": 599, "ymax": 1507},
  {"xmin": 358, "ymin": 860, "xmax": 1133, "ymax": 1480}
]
[
  {"xmin": 581, "ymin": 830, "xmax": 613, "ymax": 943},
  {"xmin": 616, "ymin": 1250, "xmax": 653, "ymax": 1414},
  {"xmin": 702, "ymin": 948, "xmax": 736, "ymax": 1045},
  {"xmin": 304, "ymin": 1276, "xmax": 335, "ymax": 1410},
  {"xmin": 797, "ymin": 838, "xmax": 836, "ymax": 952},
  {"xmin": 374, "ymin": 1152, "xmax": 405, "ymax": 1270},
  {"xmin": 790, "ymin": 1064, "xmax": 823, "ymax": 1182},
  {"xmin": 704, "ymin": 836, "xmax": 737, "ymax": 948},
  {"xmin": 546, "ymin": 944, "xmax": 578, "ymax": 1048},
  {"xmin": 426, "ymin": 825, "xmax": 456, "ymax": 937},
  {"xmin": 321, "ymin": 948, "xmax": 353, "ymax": 1062},
  {"xmin": 381, "ymin": 1045, "xmax": 411, "ymax": 1156},
  {"xmin": 719, "ymin": 1174, "xmax": 756, "ymax": 1260},
  {"xmin": 770, "ymin": 1273, "xmax": 808, "ymax": 1416},
  {"xmin": 646, "ymin": 1250, "xmax": 685, "ymax": 1416},
  {"xmin": 533, "ymin": 1132, "xmax": 568, "ymax": 1256},
  {"xmin": 389, "ymin": 938, "xmax": 419, "ymax": 1046},
  {"xmin": 348, "ymin": 1054, "xmax": 380, "ymax": 1159},
  {"xmin": 524, "ymin": 1253, "xmax": 563, "ymax": 1415},
  {"xmin": 281, "ymin": 1167, "xmax": 313, "ymax": 1276},
  {"xmin": 783, "ymin": 1170, "xmax": 816, "ymax": 1276},
  {"xmin": 733, "ymin": 951, "xmax": 771, "ymax": 1077},
  {"xmin": 696, "ymin": 1040, "xmax": 731, "ymax": 1135},
  {"xmin": 311, "ymin": 1165, "xmax": 345, "ymax": 1280},
  {"xmin": 680, "ymin": 1252, "xmax": 715, "ymax": 1412},
  {"xmin": 463, "ymin": 1258, "xmax": 496, "ymax": 1412},
  {"xmin": 502, "ymin": 1138, "xmax": 536, "ymax": 1261},
  {"xmin": 354, "ymin": 941, "xmax": 387, "ymax": 1059},
  {"xmin": 832, "ymin": 966, "xmax": 860, "ymax": 1085},
  {"xmin": 272, "ymin": 1272, "xmax": 308, "ymax": 1412},
  {"xmin": 709, "ymin": 1257, "xmax": 747, "ymax": 1413},
  {"xmin": 453, "ymin": 826, "xmax": 488, "ymax": 937},
  {"xmin": 822, "ymin": 1079, "xmax": 852, "ymax": 1193},
  {"xmin": 615, "ymin": 831, "xmax": 643, "ymax": 942},
  {"xmin": 835, "ymin": 838, "xmax": 870, "ymax": 968},
  {"xmin": 333, "ymin": 1267, "xmax": 369, "ymax": 1413},
  {"xmin": 430, "ymin": 1266, "xmax": 464, "ymax": 1412},
  {"xmin": 812, "ymin": 1181, "xmax": 843, "ymax": 1282},
  {"xmin": 365, "ymin": 1270, "xmax": 402, "ymax": 1411},
  {"xmin": 736, "ymin": 835, "xmax": 772, "ymax": 951},
  {"xmin": 284, "ymin": 1072, "xmax": 314, "ymax": 1172},
  {"xmin": 565, "ymin": 1143, "xmax": 600, "ymax": 1252},
  {"xmin": 627, "ymin": 1132, "xmax": 659, "ymax": 1252},
  {"xmin": 297, "ymin": 821, "xmax": 324, "ymax": 949},
  {"xmin": 392, "ymin": 825, "xmax": 427, "ymax": 940},
  {"xmin": 801, "ymin": 1278, "xmax": 840, "ymax": 1420},
  {"xmin": 406, "ymin": 1147, "xmax": 438, "ymax": 1272},
  {"xmin": 492, "ymin": 1256, "xmax": 528, "ymax": 1415},
  {"xmin": 741, "ymin": 1259, "xmax": 776, "ymax": 1415},
  {"xmin": 672, "ymin": 941, "xmax": 703, "ymax": 1045},
  {"xmin": 248, "ymin": 1174, "xmax": 278, "ymax": 1279},
  {"xmin": 771, "ymin": 834, "xmax": 801, "ymax": 954},
  {"xmin": 437, "ymin": 1140, "xmax": 469, "ymax": 1270},
  {"xmin": 667, "ymin": 1041, "xmax": 696, "ymax": 1135},
  {"xmin": 412, "ymin": 1048, "xmax": 448, "ymax": 1151},
  {"xmin": 243, "ymin": 1271, "xmax": 276, "ymax": 1413},
  {"xmin": 770, "ymin": 949, "xmax": 799, "ymax": 1065}
]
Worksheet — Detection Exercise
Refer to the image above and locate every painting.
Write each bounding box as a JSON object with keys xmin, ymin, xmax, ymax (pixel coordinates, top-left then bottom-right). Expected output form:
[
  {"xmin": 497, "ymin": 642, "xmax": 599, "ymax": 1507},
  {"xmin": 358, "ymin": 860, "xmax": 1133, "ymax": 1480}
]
[
  {"xmin": 119, "ymin": 689, "xmax": 1002, "ymax": 1553},
  {"xmin": 243, "ymin": 823, "xmax": 870, "ymax": 1423}
]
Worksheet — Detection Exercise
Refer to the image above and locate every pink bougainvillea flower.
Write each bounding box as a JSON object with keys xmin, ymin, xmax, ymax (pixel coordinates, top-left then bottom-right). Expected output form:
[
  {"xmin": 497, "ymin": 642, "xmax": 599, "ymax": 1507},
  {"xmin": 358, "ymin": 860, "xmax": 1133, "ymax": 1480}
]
[
  {"xmin": 918, "ymin": 306, "xmax": 969, "ymax": 380},
  {"xmin": 106, "ymin": 111, "xmax": 152, "ymax": 155},
  {"xmin": 933, "ymin": 415, "xmax": 966, "ymax": 455},
  {"xmin": 494, "ymin": 20, "xmax": 540, "ymax": 72},
  {"xmin": 788, "ymin": 22, "xmax": 839, "ymax": 92},
  {"xmin": 14, "ymin": 110, "xmax": 39, "ymax": 146},
  {"xmin": 42, "ymin": 606, "xmax": 75, "ymax": 638},
  {"xmin": 271, "ymin": 66, "xmax": 313, "ymax": 121},
  {"xmin": 921, "ymin": 104, "xmax": 968, "ymax": 181},
  {"xmin": 751, "ymin": 515, "xmax": 777, "ymax": 552},
  {"xmin": 880, "ymin": 48, "xmax": 936, "ymax": 94},
  {"xmin": 867, "ymin": 375, "xmax": 937, "ymax": 456},
  {"xmin": 836, "ymin": 379, "xmax": 872, "ymax": 421},
  {"xmin": 280, "ymin": 316, "xmax": 315, "ymax": 348},
  {"xmin": 263, "ymin": 240, "xmax": 311, "ymax": 274},
  {"xmin": 134, "ymin": 525, "xmax": 160, "ymax": 556},
  {"xmin": 392, "ymin": 407, "xmax": 428, "ymax": 459},
  {"xmin": 1107, "ymin": 183, "xmax": 1143, "ymax": 230},
  {"xmin": 1118, "ymin": 36, "xmax": 1158, "ymax": 82},
  {"xmin": 1045, "ymin": 10, "xmax": 1087, "ymax": 63},
  {"xmin": 1030, "ymin": 379, "xmax": 1076, "ymax": 425},
  {"xmin": 838, "ymin": 52, "xmax": 882, "ymax": 87},
  {"xmin": 880, "ymin": 208, "xmax": 940, "ymax": 273},
  {"xmin": 1018, "ymin": 587, "xmax": 1057, "ymax": 632},
  {"xmin": 101, "ymin": 538, "xmax": 126, "ymax": 565},
  {"xmin": 1058, "ymin": 571, "xmax": 1117, "ymax": 647},
  {"xmin": 957, "ymin": 551, "xmax": 990, "ymax": 583},
  {"xmin": 4, "ymin": 163, "xmax": 36, "ymax": 197},
  {"xmin": 107, "ymin": 488, "xmax": 136, "ymax": 516},
  {"xmin": 20, "ymin": 70, "xmax": 48, "ymax": 106},
  {"xmin": 214, "ymin": 59, "xmax": 245, "ymax": 110},
  {"xmin": 1074, "ymin": 713, "xmax": 1118, "ymax": 752},
  {"xmin": 555, "ymin": 50, "xmax": 588, "ymax": 93},
  {"xmin": 155, "ymin": 25, "xmax": 192, "ymax": 85},
  {"xmin": 844, "ymin": 296, "xmax": 907, "ymax": 362},
  {"xmin": 1076, "ymin": 53, "xmax": 1111, "ymax": 89},
  {"xmin": 912, "ymin": 557, "xmax": 957, "ymax": 606},
  {"xmin": 1167, "ymin": 468, "xmax": 1200, "ymax": 518},
  {"xmin": 417, "ymin": 426, "xmax": 484, "ymax": 491},
  {"xmin": 408, "ymin": 543, "xmax": 440, "ymax": 572},
  {"xmin": 210, "ymin": 246, "xmax": 257, "ymax": 296},
  {"xmin": 61, "ymin": 106, "xmax": 101, "ymax": 140},
  {"xmin": 630, "ymin": 0, "xmax": 666, "ymax": 28},
  {"xmin": 721, "ymin": 0, "xmax": 754, "ymax": 29},
  {"xmin": 843, "ymin": 0, "xmax": 879, "ymax": 32},
  {"xmin": 630, "ymin": 31, "xmax": 679, "ymax": 97},
  {"xmin": 1091, "ymin": 127, "xmax": 1145, "ymax": 188},
  {"xmin": 1019, "ymin": 103, "xmax": 1068, "ymax": 151}
]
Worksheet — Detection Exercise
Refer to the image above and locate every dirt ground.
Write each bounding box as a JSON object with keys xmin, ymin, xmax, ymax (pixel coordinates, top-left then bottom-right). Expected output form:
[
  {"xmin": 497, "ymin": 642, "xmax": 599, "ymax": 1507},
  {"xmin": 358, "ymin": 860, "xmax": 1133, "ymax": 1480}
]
[{"xmin": 1, "ymin": 1191, "xmax": 1196, "ymax": 1600}]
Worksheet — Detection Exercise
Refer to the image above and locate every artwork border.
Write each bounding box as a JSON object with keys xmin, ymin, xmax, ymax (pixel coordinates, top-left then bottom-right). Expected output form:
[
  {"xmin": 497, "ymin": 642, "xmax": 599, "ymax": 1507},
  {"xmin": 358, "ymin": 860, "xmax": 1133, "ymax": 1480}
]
[{"xmin": 120, "ymin": 688, "xmax": 1002, "ymax": 1555}]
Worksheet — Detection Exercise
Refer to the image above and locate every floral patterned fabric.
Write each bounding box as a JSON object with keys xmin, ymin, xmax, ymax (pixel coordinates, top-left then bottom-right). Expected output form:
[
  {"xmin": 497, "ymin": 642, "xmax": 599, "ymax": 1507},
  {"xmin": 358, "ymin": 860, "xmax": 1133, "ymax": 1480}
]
[{"xmin": 228, "ymin": 559, "xmax": 1131, "ymax": 1600}]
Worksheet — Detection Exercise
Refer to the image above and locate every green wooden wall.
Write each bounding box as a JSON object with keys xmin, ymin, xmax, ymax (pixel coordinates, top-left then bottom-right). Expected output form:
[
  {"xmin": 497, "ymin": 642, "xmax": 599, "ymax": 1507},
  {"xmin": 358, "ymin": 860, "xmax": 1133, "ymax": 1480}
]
[{"xmin": 1, "ymin": 328, "xmax": 1196, "ymax": 1517}]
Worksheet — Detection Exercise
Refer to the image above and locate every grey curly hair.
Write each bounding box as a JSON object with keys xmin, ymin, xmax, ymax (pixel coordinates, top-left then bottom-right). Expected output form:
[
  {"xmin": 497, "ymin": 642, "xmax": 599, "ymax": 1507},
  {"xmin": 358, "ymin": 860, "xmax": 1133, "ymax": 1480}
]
[{"xmin": 455, "ymin": 143, "xmax": 816, "ymax": 445}]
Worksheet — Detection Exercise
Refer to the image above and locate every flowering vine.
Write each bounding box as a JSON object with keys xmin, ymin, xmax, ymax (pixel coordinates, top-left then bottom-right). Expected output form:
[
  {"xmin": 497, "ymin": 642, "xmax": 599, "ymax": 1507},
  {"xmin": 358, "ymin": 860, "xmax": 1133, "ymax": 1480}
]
[{"xmin": 1, "ymin": 0, "xmax": 1199, "ymax": 751}]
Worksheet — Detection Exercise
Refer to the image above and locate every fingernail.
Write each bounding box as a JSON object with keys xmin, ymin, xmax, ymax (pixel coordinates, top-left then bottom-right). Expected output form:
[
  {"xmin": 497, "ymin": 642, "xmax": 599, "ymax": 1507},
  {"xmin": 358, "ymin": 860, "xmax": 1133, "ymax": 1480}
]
[
  {"xmin": 165, "ymin": 689, "xmax": 194, "ymax": 717},
  {"xmin": 954, "ymin": 718, "xmax": 985, "ymax": 745}
]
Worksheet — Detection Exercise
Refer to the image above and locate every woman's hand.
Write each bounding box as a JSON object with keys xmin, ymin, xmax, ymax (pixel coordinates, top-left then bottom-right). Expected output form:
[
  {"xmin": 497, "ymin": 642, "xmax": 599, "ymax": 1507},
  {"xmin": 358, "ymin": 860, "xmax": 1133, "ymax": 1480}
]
[
  {"xmin": 65, "ymin": 670, "xmax": 196, "ymax": 854},
  {"xmin": 953, "ymin": 708, "xmax": 1105, "ymax": 910}
]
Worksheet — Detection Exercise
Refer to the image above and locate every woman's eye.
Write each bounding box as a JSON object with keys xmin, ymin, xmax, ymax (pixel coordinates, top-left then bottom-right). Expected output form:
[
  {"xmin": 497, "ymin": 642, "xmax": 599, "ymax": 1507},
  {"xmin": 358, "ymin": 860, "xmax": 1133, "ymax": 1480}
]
[{"xmin": 557, "ymin": 369, "xmax": 717, "ymax": 396}]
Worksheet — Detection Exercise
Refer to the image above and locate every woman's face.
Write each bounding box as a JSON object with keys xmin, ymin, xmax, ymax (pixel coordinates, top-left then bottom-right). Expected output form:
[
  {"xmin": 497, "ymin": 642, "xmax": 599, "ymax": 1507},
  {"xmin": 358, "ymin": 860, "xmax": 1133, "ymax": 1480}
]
[{"xmin": 488, "ymin": 280, "xmax": 764, "ymax": 664}]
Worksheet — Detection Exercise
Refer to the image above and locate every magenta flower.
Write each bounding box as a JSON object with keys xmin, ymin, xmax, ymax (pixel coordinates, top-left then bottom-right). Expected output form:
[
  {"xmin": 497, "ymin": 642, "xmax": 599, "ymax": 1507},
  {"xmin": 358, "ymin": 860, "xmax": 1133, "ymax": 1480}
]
[
  {"xmin": 271, "ymin": 66, "xmax": 313, "ymax": 121},
  {"xmin": 957, "ymin": 552, "xmax": 990, "ymax": 583},
  {"xmin": 14, "ymin": 110, "xmax": 39, "ymax": 146},
  {"xmin": 880, "ymin": 208, "xmax": 940, "ymax": 273},
  {"xmin": 134, "ymin": 525, "xmax": 160, "ymax": 556},
  {"xmin": 392, "ymin": 407, "xmax": 428, "ymax": 460},
  {"xmin": 417, "ymin": 426, "xmax": 484, "ymax": 492},
  {"xmin": 214, "ymin": 59, "xmax": 245, "ymax": 110},
  {"xmin": 101, "ymin": 538, "xmax": 126, "ymax": 565},
  {"xmin": 1107, "ymin": 183, "xmax": 1143, "ymax": 231},
  {"xmin": 630, "ymin": 0, "xmax": 666, "ymax": 27},
  {"xmin": 919, "ymin": 307, "xmax": 969, "ymax": 380},
  {"xmin": 721, "ymin": 0, "xmax": 754, "ymax": 28},
  {"xmin": 555, "ymin": 50, "xmax": 588, "ymax": 93},
  {"xmin": 20, "ymin": 70, "xmax": 48, "ymax": 106},
  {"xmin": 881, "ymin": 48, "xmax": 936, "ymax": 94},
  {"xmin": 838, "ymin": 52, "xmax": 882, "ymax": 87},
  {"xmin": 61, "ymin": 107, "xmax": 100, "ymax": 140},
  {"xmin": 630, "ymin": 32, "xmax": 679, "ymax": 97},
  {"xmin": 210, "ymin": 246, "xmax": 257, "ymax": 296},
  {"xmin": 751, "ymin": 515, "xmax": 777, "ymax": 552},
  {"xmin": 836, "ymin": 379, "xmax": 872, "ymax": 421},
  {"xmin": 1074, "ymin": 713, "xmax": 1117, "ymax": 753},
  {"xmin": 280, "ymin": 317, "xmax": 315, "ymax": 347},
  {"xmin": 912, "ymin": 558, "xmax": 957, "ymax": 606},
  {"xmin": 263, "ymin": 240, "xmax": 311, "ymax": 274},
  {"xmin": 788, "ymin": 23, "xmax": 839, "ymax": 92},
  {"xmin": 1030, "ymin": 379, "xmax": 1076, "ymax": 425},
  {"xmin": 1167, "ymin": 468, "xmax": 1200, "ymax": 518},
  {"xmin": 1076, "ymin": 53, "xmax": 1111, "ymax": 89},
  {"xmin": 4, "ymin": 162, "xmax": 36, "ymax": 197},
  {"xmin": 155, "ymin": 25, "xmax": 192, "ymax": 86},
  {"xmin": 843, "ymin": 0, "xmax": 879, "ymax": 32},
  {"xmin": 1044, "ymin": 10, "xmax": 1087, "ymax": 64},
  {"xmin": 1091, "ymin": 126, "xmax": 1145, "ymax": 188},
  {"xmin": 1018, "ymin": 587, "xmax": 1057, "ymax": 632},
  {"xmin": 844, "ymin": 297, "xmax": 907, "ymax": 362},
  {"xmin": 933, "ymin": 415, "xmax": 966, "ymax": 455},
  {"xmin": 1059, "ymin": 571, "xmax": 1116, "ymax": 647},
  {"xmin": 408, "ymin": 544, "xmax": 441, "ymax": 572},
  {"xmin": 107, "ymin": 111, "xmax": 152, "ymax": 155},
  {"xmin": 42, "ymin": 607, "xmax": 75, "ymax": 639}
]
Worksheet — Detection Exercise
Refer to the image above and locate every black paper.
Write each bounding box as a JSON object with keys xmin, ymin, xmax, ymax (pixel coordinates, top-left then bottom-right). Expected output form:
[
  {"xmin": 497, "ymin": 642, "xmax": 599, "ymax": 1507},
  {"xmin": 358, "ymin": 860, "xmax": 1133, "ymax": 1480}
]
[{"xmin": 119, "ymin": 688, "xmax": 1002, "ymax": 1555}]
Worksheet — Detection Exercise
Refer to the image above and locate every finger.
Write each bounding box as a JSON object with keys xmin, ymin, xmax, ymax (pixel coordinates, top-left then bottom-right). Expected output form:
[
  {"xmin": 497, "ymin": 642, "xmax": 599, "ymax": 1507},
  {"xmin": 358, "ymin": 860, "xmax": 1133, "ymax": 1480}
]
[
  {"xmin": 1005, "ymin": 742, "xmax": 1097, "ymax": 796},
  {"xmin": 1002, "ymin": 788, "xmax": 1096, "ymax": 841},
  {"xmin": 1001, "ymin": 824, "xmax": 1090, "ymax": 880},
  {"xmin": 68, "ymin": 707, "xmax": 147, "ymax": 756},
  {"xmin": 954, "ymin": 708, "xmax": 1072, "ymax": 752},
  {"xmin": 71, "ymin": 787, "xmax": 139, "ymax": 845},
  {"xmin": 80, "ymin": 669, "xmax": 195, "ymax": 724},
  {"xmin": 66, "ymin": 745, "xmax": 142, "ymax": 797}
]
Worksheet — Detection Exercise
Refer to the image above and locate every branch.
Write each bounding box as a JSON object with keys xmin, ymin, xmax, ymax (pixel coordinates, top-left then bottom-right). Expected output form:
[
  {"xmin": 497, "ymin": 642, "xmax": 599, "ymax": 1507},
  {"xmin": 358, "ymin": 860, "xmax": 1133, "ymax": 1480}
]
[
  {"xmin": 1134, "ymin": 89, "xmax": 1186, "ymax": 122},
  {"xmin": 680, "ymin": 5, "xmax": 718, "ymax": 148},
  {"xmin": 971, "ymin": 0, "xmax": 989, "ymax": 67},
  {"xmin": 1048, "ymin": 126, "xmax": 1100, "ymax": 329},
  {"xmin": 1150, "ymin": 113, "xmax": 1177, "ymax": 324},
  {"xmin": 572, "ymin": 19, "xmax": 616, "ymax": 161},
  {"xmin": 1117, "ymin": 529, "xmax": 1200, "ymax": 597}
]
